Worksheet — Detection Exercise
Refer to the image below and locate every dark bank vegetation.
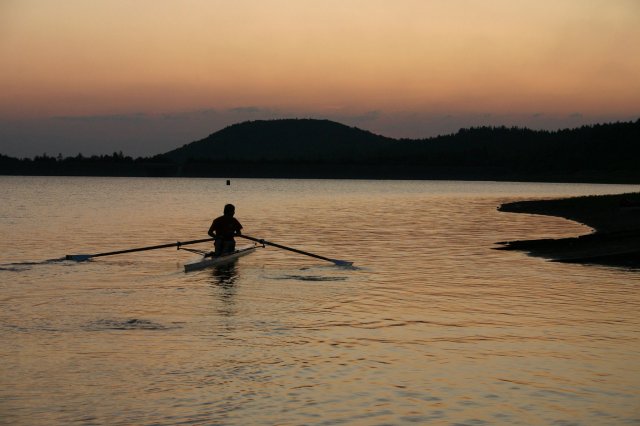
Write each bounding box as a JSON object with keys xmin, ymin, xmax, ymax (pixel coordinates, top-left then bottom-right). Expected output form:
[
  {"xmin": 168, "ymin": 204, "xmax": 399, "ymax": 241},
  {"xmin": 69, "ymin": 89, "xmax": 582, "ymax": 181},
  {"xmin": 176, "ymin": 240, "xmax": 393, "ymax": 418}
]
[
  {"xmin": 497, "ymin": 192, "xmax": 640, "ymax": 268},
  {"xmin": 2, "ymin": 118, "xmax": 639, "ymax": 182},
  {"xmin": 0, "ymin": 152, "xmax": 177, "ymax": 177}
]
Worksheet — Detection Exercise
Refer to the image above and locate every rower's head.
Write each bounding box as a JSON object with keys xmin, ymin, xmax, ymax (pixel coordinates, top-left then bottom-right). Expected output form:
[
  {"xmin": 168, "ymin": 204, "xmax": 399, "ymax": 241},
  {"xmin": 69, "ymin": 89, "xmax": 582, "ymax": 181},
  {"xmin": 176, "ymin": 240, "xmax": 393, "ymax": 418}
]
[{"xmin": 223, "ymin": 204, "xmax": 235, "ymax": 216}]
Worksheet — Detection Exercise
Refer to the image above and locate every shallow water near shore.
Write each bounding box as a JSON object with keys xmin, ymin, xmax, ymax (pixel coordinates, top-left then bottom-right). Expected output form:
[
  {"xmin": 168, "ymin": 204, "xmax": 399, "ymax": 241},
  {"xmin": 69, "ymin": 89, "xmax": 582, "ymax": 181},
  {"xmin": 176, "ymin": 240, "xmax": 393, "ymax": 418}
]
[{"xmin": 1, "ymin": 176, "xmax": 639, "ymax": 425}]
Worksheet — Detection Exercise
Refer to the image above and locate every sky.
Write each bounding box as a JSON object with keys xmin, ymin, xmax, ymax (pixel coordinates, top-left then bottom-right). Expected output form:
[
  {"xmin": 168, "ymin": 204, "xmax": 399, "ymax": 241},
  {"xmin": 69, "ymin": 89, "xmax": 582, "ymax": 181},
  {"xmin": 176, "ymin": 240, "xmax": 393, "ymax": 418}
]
[{"xmin": 1, "ymin": 0, "xmax": 639, "ymax": 158}]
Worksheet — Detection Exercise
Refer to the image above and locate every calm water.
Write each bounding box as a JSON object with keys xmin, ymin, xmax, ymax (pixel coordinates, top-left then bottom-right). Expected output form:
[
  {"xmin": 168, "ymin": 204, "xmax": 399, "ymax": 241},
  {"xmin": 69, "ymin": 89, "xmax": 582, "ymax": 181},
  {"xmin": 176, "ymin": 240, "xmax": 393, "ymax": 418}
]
[{"xmin": 1, "ymin": 176, "xmax": 639, "ymax": 426}]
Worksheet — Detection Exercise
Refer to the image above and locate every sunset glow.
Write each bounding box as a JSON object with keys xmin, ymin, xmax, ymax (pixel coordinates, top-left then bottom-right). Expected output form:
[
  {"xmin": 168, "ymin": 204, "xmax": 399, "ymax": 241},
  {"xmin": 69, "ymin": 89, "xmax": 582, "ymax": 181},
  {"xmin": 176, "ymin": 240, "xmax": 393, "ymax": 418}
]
[{"xmin": 1, "ymin": 0, "xmax": 639, "ymax": 156}]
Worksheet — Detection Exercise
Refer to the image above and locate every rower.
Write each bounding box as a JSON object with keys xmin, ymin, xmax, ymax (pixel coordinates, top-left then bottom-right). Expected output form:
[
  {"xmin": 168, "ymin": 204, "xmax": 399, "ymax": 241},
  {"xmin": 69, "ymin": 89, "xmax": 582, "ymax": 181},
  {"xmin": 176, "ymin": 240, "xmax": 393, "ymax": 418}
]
[{"xmin": 208, "ymin": 204, "xmax": 243, "ymax": 256}]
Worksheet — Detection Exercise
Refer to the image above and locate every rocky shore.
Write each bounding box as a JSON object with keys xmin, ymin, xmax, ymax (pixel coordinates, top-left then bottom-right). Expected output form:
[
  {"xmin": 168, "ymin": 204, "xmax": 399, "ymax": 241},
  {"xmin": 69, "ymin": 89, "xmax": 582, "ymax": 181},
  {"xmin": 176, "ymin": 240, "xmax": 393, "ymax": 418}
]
[{"xmin": 496, "ymin": 192, "xmax": 640, "ymax": 268}]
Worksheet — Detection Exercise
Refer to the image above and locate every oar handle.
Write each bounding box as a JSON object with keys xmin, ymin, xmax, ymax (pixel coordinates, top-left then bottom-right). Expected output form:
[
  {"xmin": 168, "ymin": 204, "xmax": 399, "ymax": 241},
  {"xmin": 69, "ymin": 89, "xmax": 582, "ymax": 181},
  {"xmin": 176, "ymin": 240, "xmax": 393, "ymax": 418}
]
[{"xmin": 238, "ymin": 234, "xmax": 351, "ymax": 266}]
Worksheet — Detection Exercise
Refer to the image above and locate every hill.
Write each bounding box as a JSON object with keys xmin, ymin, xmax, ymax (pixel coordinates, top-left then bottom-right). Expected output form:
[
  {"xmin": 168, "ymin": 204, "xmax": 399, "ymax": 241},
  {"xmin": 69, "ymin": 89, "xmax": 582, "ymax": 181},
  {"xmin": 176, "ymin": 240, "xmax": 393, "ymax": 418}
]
[
  {"xmin": 164, "ymin": 119, "xmax": 396, "ymax": 163},
  {"xmin": 162, "ymin": 118, "xmax": 640, "ymax": 181}
]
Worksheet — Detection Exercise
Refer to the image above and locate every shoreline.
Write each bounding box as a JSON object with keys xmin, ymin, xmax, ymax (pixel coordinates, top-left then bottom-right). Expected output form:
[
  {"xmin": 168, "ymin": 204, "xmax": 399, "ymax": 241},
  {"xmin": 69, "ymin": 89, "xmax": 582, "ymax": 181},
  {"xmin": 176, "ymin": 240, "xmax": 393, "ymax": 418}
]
[{"xmin": 496, "ymin": 192, "xmax": 640, "ymax": 269}]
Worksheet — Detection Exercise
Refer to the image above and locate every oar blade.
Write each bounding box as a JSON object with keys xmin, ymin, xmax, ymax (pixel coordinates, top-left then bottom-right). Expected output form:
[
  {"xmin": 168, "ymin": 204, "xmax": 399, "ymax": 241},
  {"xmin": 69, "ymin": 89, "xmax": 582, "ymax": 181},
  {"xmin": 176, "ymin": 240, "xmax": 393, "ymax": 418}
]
[
  {"xmin": 331, "ymin": 259, "xmax": 353, "ymax": 267},
  {"xmin": 66, "ymin": 254, "xmax": 93, "ymax": 262}
]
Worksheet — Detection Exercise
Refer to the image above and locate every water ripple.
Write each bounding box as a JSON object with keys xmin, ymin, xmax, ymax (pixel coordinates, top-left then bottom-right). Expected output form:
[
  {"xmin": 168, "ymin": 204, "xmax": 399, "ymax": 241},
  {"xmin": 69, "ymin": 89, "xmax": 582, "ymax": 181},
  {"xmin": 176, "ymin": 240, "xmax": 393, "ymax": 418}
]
[
  {"xmin": 266, "ymin": 274, "xmax": 348, "ymax": 282},
  {"xmin": 83, "ymin": 318, "xmax": 178, "ymax": 331}
]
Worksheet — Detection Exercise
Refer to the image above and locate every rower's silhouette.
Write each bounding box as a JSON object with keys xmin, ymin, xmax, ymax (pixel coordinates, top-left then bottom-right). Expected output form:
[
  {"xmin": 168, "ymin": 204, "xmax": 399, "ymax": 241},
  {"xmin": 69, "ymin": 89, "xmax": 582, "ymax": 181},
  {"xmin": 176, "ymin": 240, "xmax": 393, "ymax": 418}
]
[{"xmin": 208, "ymin": 204, "xmax": 243, "ymax": 256}]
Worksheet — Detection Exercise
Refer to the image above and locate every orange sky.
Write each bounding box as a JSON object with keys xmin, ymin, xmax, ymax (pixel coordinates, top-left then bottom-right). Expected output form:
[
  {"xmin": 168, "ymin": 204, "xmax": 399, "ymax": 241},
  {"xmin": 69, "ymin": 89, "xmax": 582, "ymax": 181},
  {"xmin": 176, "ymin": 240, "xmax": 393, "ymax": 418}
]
[{"xmin": 1, "ymin": 0, "xmax": 639, "ymax": 156}]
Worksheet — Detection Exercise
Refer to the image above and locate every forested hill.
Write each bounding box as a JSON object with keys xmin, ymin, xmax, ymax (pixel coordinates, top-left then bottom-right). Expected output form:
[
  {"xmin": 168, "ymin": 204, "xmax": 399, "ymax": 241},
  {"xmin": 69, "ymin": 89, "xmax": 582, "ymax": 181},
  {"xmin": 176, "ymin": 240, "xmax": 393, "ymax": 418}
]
[
  {"xmin": 1, "ymin": 118, "xmax": 639, "ymax": 182},
  {"xmin": 164, "ymin": 119, "xmax": 396, "ymax": 163},
  {"xmin": 161, "ymin": 118, "xmax": 639, "ymax": 181},
  {"xmin": 393, "ymin": 119, "xmax": 639, "ymax": 172}
]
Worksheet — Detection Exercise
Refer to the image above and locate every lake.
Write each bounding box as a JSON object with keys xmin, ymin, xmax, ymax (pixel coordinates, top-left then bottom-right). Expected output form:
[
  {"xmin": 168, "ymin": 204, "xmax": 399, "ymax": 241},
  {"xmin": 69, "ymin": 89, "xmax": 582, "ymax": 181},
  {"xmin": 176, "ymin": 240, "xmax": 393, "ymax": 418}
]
[{"xmin": 1, "ymin": 176, "xmax": 639, "ymax": 425}]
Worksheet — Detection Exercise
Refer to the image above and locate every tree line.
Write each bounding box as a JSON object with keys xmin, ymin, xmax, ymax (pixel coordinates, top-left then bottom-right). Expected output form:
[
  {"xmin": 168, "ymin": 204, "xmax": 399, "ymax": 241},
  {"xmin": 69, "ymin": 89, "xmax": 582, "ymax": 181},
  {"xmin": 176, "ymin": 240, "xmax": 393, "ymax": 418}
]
[{"xmin": 1, "ymin": 119, "xmax": 638, "ymax": 183}]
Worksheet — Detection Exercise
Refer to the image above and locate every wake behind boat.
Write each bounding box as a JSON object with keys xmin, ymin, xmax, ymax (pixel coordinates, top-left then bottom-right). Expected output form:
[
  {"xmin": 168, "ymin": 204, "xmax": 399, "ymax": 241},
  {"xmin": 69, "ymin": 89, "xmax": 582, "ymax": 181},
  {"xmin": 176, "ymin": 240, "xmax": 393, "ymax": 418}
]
[{"xmin": 182, "ymin": 245, "xmax": 260, "ymax": 272}]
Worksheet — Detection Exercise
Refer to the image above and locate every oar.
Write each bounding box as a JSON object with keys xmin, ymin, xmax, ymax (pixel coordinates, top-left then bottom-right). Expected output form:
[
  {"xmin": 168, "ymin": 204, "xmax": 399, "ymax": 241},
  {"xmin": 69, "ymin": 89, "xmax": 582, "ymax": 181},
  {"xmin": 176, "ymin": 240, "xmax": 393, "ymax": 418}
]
[
  {"xmin": 66, "ymin": 237, "xmax": 214, "ymax": 262},
  {"xmin": 238, "ymin": 234, "xmax": 352, "ymax": 267}
]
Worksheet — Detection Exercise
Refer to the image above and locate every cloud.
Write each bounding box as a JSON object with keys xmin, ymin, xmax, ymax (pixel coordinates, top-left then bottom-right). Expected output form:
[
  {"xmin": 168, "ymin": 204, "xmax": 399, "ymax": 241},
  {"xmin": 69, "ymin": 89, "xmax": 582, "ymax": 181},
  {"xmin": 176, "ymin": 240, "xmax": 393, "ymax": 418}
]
[
  {"xmin": 53, "ymin": 113, "xmax": 149, "ymax": 123},
  {"xmin": 161, "ymin": 109, "xmax": 218, "ymax": 121},
  {"xmin": 228, "ymin": 106, "xmax": 264, "ymax": 114},
  {"xmin": 347, "ymin": 110, "xmax": 381, "ymax": 123}
]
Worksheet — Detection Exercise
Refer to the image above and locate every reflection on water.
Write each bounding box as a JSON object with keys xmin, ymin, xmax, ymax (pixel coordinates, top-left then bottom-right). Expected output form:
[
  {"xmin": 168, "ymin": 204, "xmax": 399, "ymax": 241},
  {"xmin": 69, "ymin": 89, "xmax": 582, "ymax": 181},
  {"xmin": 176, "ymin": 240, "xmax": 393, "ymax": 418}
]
[
  {"xmin": 1, "ymin": 177, "xmax": 639, "ymax": 425},
  {"xmin": 209, "ymin": 262, "xmax": 239, "ymax": 317},
  {"xmin": 210, "ymin": 262, "xmax": 239, "ymax": 288}
]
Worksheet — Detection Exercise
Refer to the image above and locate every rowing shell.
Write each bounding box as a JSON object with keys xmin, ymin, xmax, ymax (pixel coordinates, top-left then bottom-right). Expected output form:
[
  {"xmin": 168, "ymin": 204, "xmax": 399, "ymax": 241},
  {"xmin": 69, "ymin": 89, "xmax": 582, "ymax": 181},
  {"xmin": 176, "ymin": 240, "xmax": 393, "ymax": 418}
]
[{"xmin": 184, "ymin": 245, "xmax": 258, "ymax": 272}]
